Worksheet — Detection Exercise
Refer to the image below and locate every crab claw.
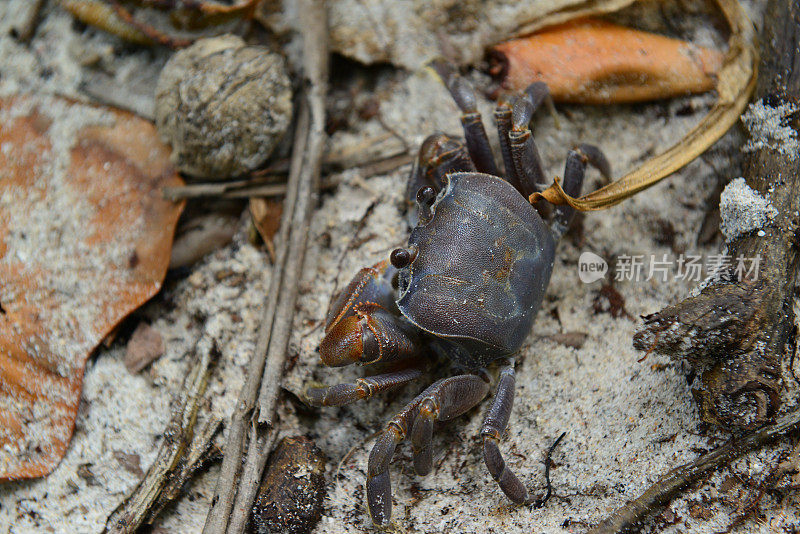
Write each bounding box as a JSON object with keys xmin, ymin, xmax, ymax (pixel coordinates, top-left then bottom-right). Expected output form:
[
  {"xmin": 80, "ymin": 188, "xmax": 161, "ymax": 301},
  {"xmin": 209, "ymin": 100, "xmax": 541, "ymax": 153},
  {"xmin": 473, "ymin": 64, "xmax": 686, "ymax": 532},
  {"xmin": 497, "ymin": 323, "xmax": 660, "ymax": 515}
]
[
  {"xmin": 320, "ymin": 262, "xmax": 420, "ymax": 367},
  {"xmin": 320, "ymin": 303, "xmax": 419, "ymax": 367}
]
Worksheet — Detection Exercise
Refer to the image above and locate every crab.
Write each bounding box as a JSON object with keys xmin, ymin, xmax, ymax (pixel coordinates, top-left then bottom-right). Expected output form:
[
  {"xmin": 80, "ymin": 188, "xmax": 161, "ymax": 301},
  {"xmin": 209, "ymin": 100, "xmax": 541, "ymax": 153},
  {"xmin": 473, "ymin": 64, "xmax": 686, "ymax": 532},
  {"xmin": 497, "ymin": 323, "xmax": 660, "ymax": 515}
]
[{"xmin": 305, "ymin": 60, "xmax": 610, "ymax": 526}]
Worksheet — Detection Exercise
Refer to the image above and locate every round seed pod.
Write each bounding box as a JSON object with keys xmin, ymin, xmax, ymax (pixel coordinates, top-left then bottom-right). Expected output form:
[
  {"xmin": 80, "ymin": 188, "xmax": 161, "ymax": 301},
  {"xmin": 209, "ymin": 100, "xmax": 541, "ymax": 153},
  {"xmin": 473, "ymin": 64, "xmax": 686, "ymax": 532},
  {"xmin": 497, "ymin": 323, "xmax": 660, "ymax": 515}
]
[
  {"xmin": 249, "ymin": 436, "xmax": 326, "ymax": 534},
  {"xmin": 155, "ymin": 35, "xmax": 292, "ymax": 179}
]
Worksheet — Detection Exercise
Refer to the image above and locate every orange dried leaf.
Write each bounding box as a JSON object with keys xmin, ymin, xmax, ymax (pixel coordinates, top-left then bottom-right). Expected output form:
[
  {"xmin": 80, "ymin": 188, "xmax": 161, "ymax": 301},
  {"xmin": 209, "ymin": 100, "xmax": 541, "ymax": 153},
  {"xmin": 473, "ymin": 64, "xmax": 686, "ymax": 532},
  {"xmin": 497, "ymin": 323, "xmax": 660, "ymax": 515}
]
[
  {"xmin": 0, "ymin": 95, "xmax": 184, "ymax": 480},
  {"xmin": 249, "ymin": 197, "xmax": 283, "ymax": 263},
  {"xmin": 528, "ymin": 0, "xmax": 757, "ymax": 211},
  {"xmin": 492, "ymin": 19, "xmax": 724, "ymax": 104}
]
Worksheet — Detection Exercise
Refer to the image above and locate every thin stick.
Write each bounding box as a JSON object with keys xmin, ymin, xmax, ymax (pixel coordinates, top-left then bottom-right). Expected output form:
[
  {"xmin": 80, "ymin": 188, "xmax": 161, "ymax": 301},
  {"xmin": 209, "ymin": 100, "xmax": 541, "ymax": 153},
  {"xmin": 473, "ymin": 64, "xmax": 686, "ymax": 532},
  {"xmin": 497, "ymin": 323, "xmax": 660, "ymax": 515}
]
[
  {"xmin": 588, "ymin": 408, "xmax": 800, "ymax": 534},
  {"xmin": 221, "ymin": 4, "xmax": 328, "ymax": 533},
  {"xmin": 201, "ymin": 100, "xmax": 309, "ymax": 534},
  {"xmin": 202, "ymin": 0, "xmax": 328, "ymax": 529},
  {"xmin": 532, "ymin": 432, "xmax": 566, "ymax": 508},
  {"xmin": 256, "ymin": 0, "xmax": 328, "ymax": 427},
  {"xmin": 161, "ymin": 151, "xmax": 410, "ymax": 201},
  {"xmin": 225, "ymin": 423, "xmax": 278, "ymax": 533},
  {"xmin": 164, "ymin": 183, "xmax": 289, "ymax": 201},
  {"xmin": 103, "ymin": 342, "xmax": 219, "ymax": 533}
]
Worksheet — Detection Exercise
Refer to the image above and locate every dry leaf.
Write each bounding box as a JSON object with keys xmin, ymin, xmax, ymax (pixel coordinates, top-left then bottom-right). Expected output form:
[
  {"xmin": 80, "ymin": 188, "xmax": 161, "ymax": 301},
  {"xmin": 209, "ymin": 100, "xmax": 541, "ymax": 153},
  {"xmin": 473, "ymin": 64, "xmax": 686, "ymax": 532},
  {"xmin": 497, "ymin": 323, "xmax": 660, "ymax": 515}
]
[
  {"xmin": 491, "ymin": 19, "xmax": 723, "ymax": 104},
  {"xmin": 113, "ymin": 450, "xmax": 144, "ymax": 478},
  {"xmin": 124, "ymin": 323, "xmax": 165, "ymax": 374},
  {"xmin": 58, "ymin": 0, "xmax": 259, "ymax": 48},
  {"xmin": 530, "ymin": 0, "xmax": 758, "ymax": 210},
  {"xmin": 0, "ymin": 95, "xmax": 184, "ymax": 480},
  {"xmin": 249, "ymin": 197, "xmax": 283, "ymax": 263}
]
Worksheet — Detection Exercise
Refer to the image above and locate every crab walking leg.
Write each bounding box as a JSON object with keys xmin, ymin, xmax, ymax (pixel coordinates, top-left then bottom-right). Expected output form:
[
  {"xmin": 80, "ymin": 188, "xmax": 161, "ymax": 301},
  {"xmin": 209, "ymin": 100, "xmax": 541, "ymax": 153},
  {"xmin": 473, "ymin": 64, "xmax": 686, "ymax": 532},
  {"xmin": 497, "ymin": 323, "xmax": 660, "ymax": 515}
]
[
  {"xmin": 305, "ymin": 365, "xmax": 425, "ymax": 407},
  {"xmin": 410, "ymin": 134, "xmax": 476, "ymax": 191},
  {"xmin": 367, "ymin": 379, "xmax": 447, "ymax": 525},
  {"xmin": 550, "ymin": 146, "xmax": 611, "ymax": 237},
  {"xmin": 410, "ymin": 373, "xmax": 490, "ymax": 476},
  {"xmin": 481, "ymin": 359, "xmax": 530, "ymax": 503},
  {"xmin": 430, "ymin": 59, "xmax": 499, "ymax": 176},
  {"xmin": 576, "ymin": 143, "xmax": 612, "ymax": 180},
  {"xmin": 508, "ymin": 84, "xmax": 552, "ymax": 197},
  {"xmin": 494, "ymin": 101, "xmax": 523, "ymax": 193}
]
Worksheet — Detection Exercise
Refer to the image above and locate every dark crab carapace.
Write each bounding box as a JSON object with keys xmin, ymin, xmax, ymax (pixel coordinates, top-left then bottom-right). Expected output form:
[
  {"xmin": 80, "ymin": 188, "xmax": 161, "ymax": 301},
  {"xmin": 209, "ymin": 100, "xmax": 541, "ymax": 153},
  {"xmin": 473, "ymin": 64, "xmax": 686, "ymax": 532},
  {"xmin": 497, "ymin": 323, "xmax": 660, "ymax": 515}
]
[{"xmin": 305, "ymin": 60, "xmax": 610, "ymax": 526}]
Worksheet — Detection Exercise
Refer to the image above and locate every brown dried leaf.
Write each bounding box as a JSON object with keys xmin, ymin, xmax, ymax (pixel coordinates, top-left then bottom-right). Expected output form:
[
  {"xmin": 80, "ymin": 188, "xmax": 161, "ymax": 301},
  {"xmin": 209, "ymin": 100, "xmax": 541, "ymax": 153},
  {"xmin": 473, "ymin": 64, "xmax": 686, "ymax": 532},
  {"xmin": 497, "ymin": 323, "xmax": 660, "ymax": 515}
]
[
  {"xmin": 492, "ymin": 19, "xmax": 723, "ymax": 104},
  {"xmin": 58, "ymin": 0, "xmax": 259, "ymax": 47},
  {"xmin": 113, "ymin": 450, "xmax": 144, "ymax": 478},
  {"xmin": 249, "ymin": 197, "xmax": 283, "ymax": 263},
  {"xmin": 124, "ymin": 322, "xmax": 165, "ymax": 374},
  {"xmin": 528, "ymin": 0, "xmax": 757, "ymax": 211},
  {"xmin": 0, "ymin": 95, "xmax": 184, "ymax": 480}
]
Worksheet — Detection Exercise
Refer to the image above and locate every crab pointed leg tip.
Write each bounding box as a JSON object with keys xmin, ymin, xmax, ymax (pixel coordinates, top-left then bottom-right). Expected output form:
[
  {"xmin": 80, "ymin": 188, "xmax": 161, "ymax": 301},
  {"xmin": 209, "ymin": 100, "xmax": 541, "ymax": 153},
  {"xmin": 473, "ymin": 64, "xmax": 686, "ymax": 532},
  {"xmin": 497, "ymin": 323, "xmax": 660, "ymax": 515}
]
[{"xmin": 366, "ymin": 472, "xmax": 392, "ymax": 526}]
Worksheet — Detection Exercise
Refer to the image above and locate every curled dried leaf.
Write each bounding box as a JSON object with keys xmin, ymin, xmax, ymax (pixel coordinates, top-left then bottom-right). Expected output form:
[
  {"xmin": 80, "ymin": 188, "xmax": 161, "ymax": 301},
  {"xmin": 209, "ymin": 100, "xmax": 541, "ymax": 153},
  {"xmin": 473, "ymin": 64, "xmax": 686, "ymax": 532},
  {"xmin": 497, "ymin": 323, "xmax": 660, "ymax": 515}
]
[
  {"xmin": 58, "ymin": 0, "xmax": 259, "ymax": 48},
  {"xmin": 491, "ymin": 19, "xmax": 723, "ymax": 104},
  {"xmin": 249, "ymin": 197, "xmax": 283, "ymax": 263},
  {"xmin": 0, "ymin": 95, "xmax": 184, "ymax": 480},
  {"xmin": 529, "ymin": 0, "xmax": 757, "ymax": 211}
]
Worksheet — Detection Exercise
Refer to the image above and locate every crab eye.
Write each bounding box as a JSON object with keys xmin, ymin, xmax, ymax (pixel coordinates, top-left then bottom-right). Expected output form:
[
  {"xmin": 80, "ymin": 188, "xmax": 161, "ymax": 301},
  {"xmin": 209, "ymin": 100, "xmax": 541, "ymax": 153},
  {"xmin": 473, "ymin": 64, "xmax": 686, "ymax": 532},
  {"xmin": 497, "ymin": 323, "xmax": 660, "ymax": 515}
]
[
  {"xmin": 390, "ymin": 247, "xmax": 417, "ymax": 268},
  {"xmin": 416, "ymin": 186, "xmax": 437, "ymax": 206}
]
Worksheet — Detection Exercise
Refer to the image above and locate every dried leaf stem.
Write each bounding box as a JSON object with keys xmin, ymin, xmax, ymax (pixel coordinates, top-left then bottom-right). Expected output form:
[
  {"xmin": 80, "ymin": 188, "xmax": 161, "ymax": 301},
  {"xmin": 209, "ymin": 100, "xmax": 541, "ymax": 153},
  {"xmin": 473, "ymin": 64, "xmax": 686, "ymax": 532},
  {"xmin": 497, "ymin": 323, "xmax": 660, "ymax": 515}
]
[
  {"xmin": 201, "ymin": 1, "xmax": 328, "ymax": 531},
  {"xmin": 530, "ymin": 0, "xmax": 758, "ymax": 210},
  {"xmin": 161, "ymin": 151, "xmax": 411, "ymax": 201},
  {"xmin": 588, "ymin": 408, "xmax": 800, "ymax": 534}
]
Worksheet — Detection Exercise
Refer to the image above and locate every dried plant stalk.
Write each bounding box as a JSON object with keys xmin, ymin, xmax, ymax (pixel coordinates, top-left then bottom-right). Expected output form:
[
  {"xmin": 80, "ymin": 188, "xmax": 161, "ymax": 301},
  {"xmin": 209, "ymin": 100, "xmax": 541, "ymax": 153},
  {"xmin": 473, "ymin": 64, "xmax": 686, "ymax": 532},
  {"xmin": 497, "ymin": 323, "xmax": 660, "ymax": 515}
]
[{"xmin": 530, "ymin": 0, "xmax": 758, "ymax": 210}]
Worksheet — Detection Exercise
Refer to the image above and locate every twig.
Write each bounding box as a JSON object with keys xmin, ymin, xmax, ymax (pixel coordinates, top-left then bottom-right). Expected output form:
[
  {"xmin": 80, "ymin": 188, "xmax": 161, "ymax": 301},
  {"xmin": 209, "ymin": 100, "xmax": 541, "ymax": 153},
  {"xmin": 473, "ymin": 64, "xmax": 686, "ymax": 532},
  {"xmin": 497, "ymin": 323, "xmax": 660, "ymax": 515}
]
[
  {"xmin": 532, "ymin": 432, "xmax": 566, "ymax": 508},
  {"xmin": 256, "ymin": 0, "xmax": 328, "ymax": 425},
  {"xmin": 201, "ymin": 1, "xmax": 328, "ymax": 531},
  {"xmin": 146, "ymin": 416, "xmax": 223, "ymax": 523},
  {"xmin": 632, "ymin": 0, "xmax": 800, "ymax": 431},
  {"xmin": 588, "ymin": 408, "xmax": 800, "ymax": 534},
  {"xmin": 201, "ymin": 101, "xmax": 309, "ymax": 534},
  {"xmin": 164, "ymin": 182, "xmax": 288, "ymax": 201},
  {"xmin": 225, "ymin": 417, "xmax": 278, "ymax": 533},
  {"xmin": 103, "ymin": 342, "xmax": 220, "ymax": 533},
  {"xmin": 161, "ymin": 151, "xmax": 411, "ymax": 201}
]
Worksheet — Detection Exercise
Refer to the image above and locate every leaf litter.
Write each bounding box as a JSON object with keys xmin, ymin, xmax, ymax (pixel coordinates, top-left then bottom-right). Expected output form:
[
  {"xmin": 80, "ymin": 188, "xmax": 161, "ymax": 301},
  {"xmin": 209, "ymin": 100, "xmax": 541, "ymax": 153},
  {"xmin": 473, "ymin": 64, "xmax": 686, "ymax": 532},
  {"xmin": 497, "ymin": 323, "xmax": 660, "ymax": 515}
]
[{"xmin": 0, "ymin": 94, "xmax": 183, "ymax": 480}]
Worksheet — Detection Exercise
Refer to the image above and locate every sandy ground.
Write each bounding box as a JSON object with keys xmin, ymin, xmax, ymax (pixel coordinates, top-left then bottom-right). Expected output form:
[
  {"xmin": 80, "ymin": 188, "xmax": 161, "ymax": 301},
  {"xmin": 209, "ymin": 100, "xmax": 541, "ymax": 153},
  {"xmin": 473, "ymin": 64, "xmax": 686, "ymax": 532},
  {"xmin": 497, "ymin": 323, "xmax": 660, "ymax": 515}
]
[{"xmin": 2, "ymin": 1, "xmax": 799, "ymax": 533}]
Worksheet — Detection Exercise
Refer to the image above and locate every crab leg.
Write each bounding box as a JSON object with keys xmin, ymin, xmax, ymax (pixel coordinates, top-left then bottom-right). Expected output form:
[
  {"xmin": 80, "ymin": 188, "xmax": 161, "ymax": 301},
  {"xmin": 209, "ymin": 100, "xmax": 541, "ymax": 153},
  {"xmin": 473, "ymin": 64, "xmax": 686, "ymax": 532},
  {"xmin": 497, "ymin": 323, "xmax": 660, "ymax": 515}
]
[
  {"xmin": 481, "ymin": 359, "xmax": 531, "ymax": 503},
  {"xmin": 508, "ymin": 84, "xmax": 552, "ymax": 197},
  {"xmin": 367, "ymin": 379, "xmax": 444, "ymax": 525},
  {"xmin": 431, "ymin": 60, "xmax": 499, "ymax": 176},
  {"xmin": 305, "ymin": 364, "xmax": 425, "ymax": 407},
  {"xmin": 408, "ymin": 133, "xmax": 475, "ymax": 198},
  {"xmin": 550, "ymin": 145, "xmax": 611, "ymax": 237},
  {"xmin": 409, "ymin": 373, "xmax": 490, "ymax": 476},
  {"xmin": 494, "ymin": 100, "xmax": 523, "ymax": 192},
  {"xmin": 368, "ymin": 375, "xmax": 487, "ymax": 524}
]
